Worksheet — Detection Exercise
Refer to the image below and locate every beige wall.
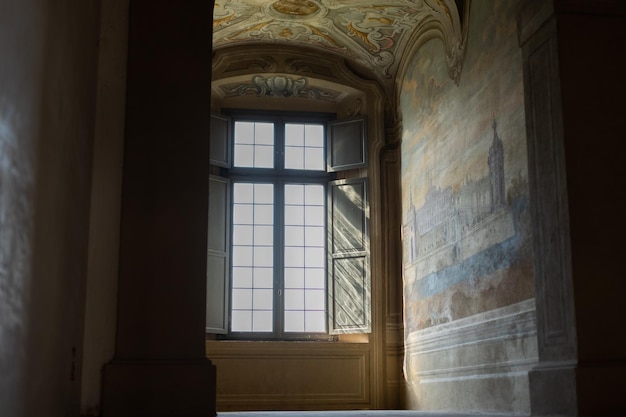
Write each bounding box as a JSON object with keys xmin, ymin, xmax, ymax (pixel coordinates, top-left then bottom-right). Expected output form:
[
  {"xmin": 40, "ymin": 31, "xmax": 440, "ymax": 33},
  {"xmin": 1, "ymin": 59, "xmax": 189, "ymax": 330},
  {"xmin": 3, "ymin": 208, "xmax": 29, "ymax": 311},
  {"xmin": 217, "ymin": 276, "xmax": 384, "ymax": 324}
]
[{"xmin": 0, "ymin": 0, "xmax": 100, "ymax": 416}]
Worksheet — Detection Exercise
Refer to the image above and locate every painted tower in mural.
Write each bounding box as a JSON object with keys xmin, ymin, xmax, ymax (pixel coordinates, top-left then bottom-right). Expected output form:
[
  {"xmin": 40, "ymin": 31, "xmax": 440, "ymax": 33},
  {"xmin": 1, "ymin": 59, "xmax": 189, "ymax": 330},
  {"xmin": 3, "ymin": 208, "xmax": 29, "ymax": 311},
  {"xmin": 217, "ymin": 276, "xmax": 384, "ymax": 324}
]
[
  {"xmin": 488, "ymin": 119, "xmax": 505, "ymax": 211},
  {"xmin": 403, "ymin": 119, "xmax": 507, "ymax": 266}
]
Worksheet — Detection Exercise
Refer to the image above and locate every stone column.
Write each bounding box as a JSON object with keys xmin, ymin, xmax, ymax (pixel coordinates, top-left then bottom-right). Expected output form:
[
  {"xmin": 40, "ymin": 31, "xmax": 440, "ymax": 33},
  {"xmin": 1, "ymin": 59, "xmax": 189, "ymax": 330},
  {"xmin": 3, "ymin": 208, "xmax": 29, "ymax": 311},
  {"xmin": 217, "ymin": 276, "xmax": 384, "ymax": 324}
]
[
  {"xmin": 101, "ymin": 1, "xmax": 216, "ymax": 416},
  {"xmin": 518, "ymin": 1, "xmax": 626, "ymax": 415}
]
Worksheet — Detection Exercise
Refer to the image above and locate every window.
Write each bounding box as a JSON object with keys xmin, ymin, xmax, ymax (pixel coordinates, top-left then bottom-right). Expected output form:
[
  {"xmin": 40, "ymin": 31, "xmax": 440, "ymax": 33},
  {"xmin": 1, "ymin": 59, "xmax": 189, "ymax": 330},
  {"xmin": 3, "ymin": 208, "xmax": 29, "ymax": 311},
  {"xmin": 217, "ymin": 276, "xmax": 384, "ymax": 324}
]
[{"xmin": 207, "ymin": 111, "xmax": 369, "ymax": 339}]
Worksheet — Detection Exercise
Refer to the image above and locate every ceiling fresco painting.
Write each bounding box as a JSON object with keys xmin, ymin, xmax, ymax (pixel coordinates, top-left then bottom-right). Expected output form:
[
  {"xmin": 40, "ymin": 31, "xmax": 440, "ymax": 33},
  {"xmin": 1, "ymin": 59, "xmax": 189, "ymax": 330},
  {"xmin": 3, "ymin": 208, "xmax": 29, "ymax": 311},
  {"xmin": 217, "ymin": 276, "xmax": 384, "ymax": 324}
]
[{"xmin": 213, "ymin": 0, "xmax": 468, "ymax": 83}]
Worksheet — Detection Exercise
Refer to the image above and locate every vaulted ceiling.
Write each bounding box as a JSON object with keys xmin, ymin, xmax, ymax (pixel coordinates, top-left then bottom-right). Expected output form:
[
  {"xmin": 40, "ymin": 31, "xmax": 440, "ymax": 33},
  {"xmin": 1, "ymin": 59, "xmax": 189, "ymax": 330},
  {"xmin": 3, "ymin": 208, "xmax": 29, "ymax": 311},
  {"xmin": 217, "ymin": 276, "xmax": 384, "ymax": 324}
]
[{"xmin": 213, "ymin": 0, "xmax": 469, "ymax": 86}]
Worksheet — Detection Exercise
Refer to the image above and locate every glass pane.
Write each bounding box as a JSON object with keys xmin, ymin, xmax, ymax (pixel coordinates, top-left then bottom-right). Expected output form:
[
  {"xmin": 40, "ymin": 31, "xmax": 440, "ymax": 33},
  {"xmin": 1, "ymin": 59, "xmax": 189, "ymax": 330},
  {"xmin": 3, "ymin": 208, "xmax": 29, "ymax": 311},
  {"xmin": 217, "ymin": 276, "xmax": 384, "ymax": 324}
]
[
  {"xmin": 285, "ymin": 289, "xmax": 304, "ymax": 310},
  {"xmin": 232, "ymin": 246, "xmax": 252, "ymax": 266},
  {"xmin": 233, "ymin": 204, "xmax": 253, "ymax": 224},
  {"xmin": 253, "ymin": 289, "xmax": 273, "ymax": 310},
  {"xmin": 305, "ymin": 247, "xmax": 325, "ymax": 267},
  {"xmin": 254, "ymin": 205, "xmax": 273, "ymax": 225},
  {"xmin": 305, "ymin": 124, "xmax": 324, "ymax": 147},
  {"xmin": 284, "ymin": 226, "xmax": 304, "ymax": 246},
  {"xmin": 255, "ymin": 123, "xmax": 274, "ymax": 145},
  {"xmin": 232, "ymin": 267, "xmax": 252, "ymax": 288},
  {"xmin": 305, "ymin": 206, "xmax": 325, "ymax": 226},
  {"xmin": 234, "ymin": 183, "xmax": 254, "ymax": 203},
  {"xmin": 254, "ymin": 268, "xmax": 273, "ymax": 288},
  {"xmin": 305, "ymin": 147, "xmax": 325, "ymax": 170},
  {"xmin": 285, "ymin": 206, "xmax": 304, "ymax": 225},
  {"xmin": 285, "ymin": 184, "xmax": 304, "ymax": 205},
  {"xmin": 231, "ymin": 289, "xmax": 252, "ymax": 309},
  {"xmin": 234, "ymin": 144, "xmax": 254, "ymax": 167},
  {"xmin": 254, "ymin": 247, "xmax": 273, "ymax": 267},
  {"xmin": 253, "ymin": 225, "xmax": 273, "ymax": 246},
  {"xmin": 284, "ymin": 247, "xmax": 304, "ymax": 267},
  {"xmin": 285, "ymin": 147, "xmax": 304, "ymax": 170},
  {"xmin": 305, "ymin": 311, "xmax": 325, "ymax": 332},
  {"xmin": 234, "ymin": 121, "xmax": 274, "ymax": 168},
  {"xmin": 234, "ymin": 121, "xmax": 254, "ymax": 144},
  {"xmin": 305, "ymin": 289, "xmax": 325, "ymax": 310},
  {"xmin": 285, "ymin": 124, "xmax": 304, "ymax": 146},
  {"xmin": 284, "ymin": 311, "xmax": 304, "ymax": 332},
  {"xmin": 285, "ymin": 268, "xmax": 304, "ymax": 288},
  {"xmin": 255, "ymin": 145, "xmax": 274, "ymax": 168},
  {"xmin": 306, "ymin": 268, "xmax": 325, "ymax": 289},
  {"xmin": 305, "ymin": 185, "xmax": 324, "ymax": 205},
  {"xmin": 232, "ymin": 225, "xmax": 253, "ymax": 245},
  {"xmin": 304, "ymin": 226, "xmax": 324, "ymax": 246},
  {"xmin": 255, "ymin": 184, "xmax": 274, "ymax": 204},
  {"xmin": 231, "ymin": 310, "xmax": 252, "ymax": 332},
  {"xmin": 253, "ymin": 311, "xmax": 273, "ymax": 332},
  {"xmin": 231, "ymin": 181, "xmax": 275, "ymax": 333}
]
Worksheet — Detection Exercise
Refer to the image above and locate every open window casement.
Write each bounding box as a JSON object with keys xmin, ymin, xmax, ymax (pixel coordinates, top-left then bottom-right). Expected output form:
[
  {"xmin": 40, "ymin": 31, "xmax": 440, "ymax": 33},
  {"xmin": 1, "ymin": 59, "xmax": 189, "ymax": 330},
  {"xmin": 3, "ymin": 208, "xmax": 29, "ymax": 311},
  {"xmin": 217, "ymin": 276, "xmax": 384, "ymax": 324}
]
[{"xmin": 206, "ymin": 113, "xmax": 370, "ymax": 336}]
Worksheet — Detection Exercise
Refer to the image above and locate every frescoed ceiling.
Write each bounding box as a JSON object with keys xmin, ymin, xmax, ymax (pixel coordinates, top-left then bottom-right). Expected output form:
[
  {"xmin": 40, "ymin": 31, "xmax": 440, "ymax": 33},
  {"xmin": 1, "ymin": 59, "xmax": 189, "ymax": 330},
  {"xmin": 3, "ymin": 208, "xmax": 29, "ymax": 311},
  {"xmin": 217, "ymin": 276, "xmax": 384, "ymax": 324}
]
[{"xmin": 213, "ymin": 0, "xmax": 468, "ymax": 84}]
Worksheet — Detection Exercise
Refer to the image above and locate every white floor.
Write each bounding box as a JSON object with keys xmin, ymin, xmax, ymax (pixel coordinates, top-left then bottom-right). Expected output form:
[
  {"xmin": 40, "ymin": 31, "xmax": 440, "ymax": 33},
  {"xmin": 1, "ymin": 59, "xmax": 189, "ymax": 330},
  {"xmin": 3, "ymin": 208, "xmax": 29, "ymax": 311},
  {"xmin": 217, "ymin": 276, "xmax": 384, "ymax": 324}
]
[{"xmin": 219, "ymin": 411, "xmax": 519, "ymax": 417}]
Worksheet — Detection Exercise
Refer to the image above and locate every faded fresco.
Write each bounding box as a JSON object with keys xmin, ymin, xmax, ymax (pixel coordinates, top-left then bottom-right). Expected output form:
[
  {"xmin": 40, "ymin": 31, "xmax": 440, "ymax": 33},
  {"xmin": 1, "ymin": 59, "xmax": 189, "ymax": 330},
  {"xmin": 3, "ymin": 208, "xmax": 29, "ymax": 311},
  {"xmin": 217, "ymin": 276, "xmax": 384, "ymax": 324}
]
[{"xmin": 400, "ymin": 0, "xmax": 534, "ymax": 333}]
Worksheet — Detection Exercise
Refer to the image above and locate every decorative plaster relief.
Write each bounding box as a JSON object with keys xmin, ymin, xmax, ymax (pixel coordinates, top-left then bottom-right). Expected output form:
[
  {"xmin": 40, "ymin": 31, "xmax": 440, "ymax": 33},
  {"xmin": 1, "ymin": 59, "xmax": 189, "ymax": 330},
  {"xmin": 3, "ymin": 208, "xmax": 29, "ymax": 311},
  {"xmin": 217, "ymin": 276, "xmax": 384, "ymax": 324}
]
[{"xmin": 221, "ymin": 74, "xmax": 342, "ymax": 101}]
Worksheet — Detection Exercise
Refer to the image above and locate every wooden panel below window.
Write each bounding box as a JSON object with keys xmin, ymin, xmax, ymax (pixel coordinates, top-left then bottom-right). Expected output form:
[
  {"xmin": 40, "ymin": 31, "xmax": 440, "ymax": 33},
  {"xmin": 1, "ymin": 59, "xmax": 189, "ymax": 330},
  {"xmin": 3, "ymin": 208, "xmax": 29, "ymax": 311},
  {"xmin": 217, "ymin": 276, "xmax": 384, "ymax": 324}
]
[{"xmin": 206, "ymin": 341, "xmax": 371, "ymax": 411}]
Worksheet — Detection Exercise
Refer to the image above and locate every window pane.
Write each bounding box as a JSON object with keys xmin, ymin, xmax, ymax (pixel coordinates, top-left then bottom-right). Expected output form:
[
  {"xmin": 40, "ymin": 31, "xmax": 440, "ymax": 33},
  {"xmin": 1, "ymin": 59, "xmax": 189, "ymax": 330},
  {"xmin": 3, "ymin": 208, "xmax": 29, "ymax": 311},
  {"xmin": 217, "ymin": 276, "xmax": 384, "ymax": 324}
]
[
  {"xmin": 255, "ymin": 123, "xmax": 274, "ymax": 145},
  {"xmin": 232, "ymin": 267, "xmax": 252, "ymax": 288},
  {"xmin": 284, "ymin": 311, "xmax": 304, "ymax": 332},
  {"xmin": 232, "ymin": 225, "xmax": 253, "ymax": 245},
  {"xmin": 234, "ymin": 144, "xmax": 254, "ymax": 167},
  {"xmin": 254, "ymin": 205, "xmax": 273, "ymax": 225},
  {"xmin": 305, "ymin": 247, "xmax": 325, "ymax": 267},
  {"xmin": 285, "ymin": 184, "xmax": 304, "ymax": 205},
  {"xmin": 254, "ymin": 268, "xmax": 273, "ymax": 288},
  {"xmin": 284, "ymin": 226, "xmax": 304, "ymax": 246},
  {"xmin": 284, "ymin": 247, "xmax": 304, "ymax": 267},
  {"xmin": 254, "ymin": 247, "xmax": 273, "ymax": 267},
  {"xmin": 306, "ymin": 268, "xmax": 325, "ymax": 289},
  {"xmin": 254, "ymin": 225, "xmax": 273, "ymax": 246},
  {"xmin": 305, "ymin": 147, "xmax": 325, "ymax": 170},
  {"xmin": 305, "ymin": 311, "xmax": 325, "ymax": 332},
  {"xmin": 234, "ymin": 183, "xmax": 254, "ymax": 203},
  {"xmin": 285, "ymin": 268, "xmax": 304, "ymax": 288},
  {"xmin": 232, "ymin": 181, "xmax": 275, "ymax": 333},
  {"xmin": 285, "ymin": 206, "xmax": 304, "ymax": 225},
  {"xmin": 253, "ymin": 289, "xmax": 273, "ymax": 310},
  {"xmin": 305, "ymin": 124, "xmax": 324, "ymax": 147},
  {"xmin": 305, "ymin": 185, "xmax": 324, "ymax": 205},
  {"xmin": 284, "ymin": 123, "xmax": 324, "ymax": 171},
  {"xmin": 305, "ymin": 206, "xmax": 325, "ymax": 226},
  {"xmin": 305, "ymin": 289, "xmax": 325, "ymax": 310},
  {"xmin": 234, "ymin": 121, "xmax": 274, "ymax": 168},
  {"xmin": 232, "ymin": 289, "xmax": 252, "ymax": 309},
  {"xmin": 255, "ymin": 184, "xmax": 274, "ymax": 204},
  {"xmin": 233, "ymin": 204, "xmax": 253, "ymax": 224},
  {"xmin": 253, "ymin": 311, "xmax": 273, "ymax": 332},
  {"xmin": 234, "ymin": 121, "xmax": 254, "ymax": 144},
  {"xmin": 255, "ymin": 145, "xmax": 274, "ymax": 168},
  {"xmin": 305, "ymin": 226, "xmax": 324, "ymax": 247},
  {"xmin": 285, "ymin": 123, "xmax": 304, "ymax": 146},
  {"xmin": 285, "ymin": 147, "xmax": 304, "ymax": 170},
  {"xmin": 285, "ymin": 289, "xmax": 304, "ymax": 310},
  {"xmin": 231, "ymin": 310, "xmax": 252, "ymax": 332},
  {"xmin": 232, "ymin": 246, "xmax": 252, "ymax": 266}
]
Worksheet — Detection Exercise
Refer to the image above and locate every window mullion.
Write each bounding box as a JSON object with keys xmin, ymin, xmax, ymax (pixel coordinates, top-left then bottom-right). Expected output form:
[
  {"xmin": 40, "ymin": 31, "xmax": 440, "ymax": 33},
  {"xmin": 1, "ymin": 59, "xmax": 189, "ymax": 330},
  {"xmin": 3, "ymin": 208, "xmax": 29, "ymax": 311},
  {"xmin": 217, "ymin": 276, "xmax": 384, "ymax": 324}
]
[{"xmin": 275, "ymin": 179, "xmax": 285, "ymax": 338}]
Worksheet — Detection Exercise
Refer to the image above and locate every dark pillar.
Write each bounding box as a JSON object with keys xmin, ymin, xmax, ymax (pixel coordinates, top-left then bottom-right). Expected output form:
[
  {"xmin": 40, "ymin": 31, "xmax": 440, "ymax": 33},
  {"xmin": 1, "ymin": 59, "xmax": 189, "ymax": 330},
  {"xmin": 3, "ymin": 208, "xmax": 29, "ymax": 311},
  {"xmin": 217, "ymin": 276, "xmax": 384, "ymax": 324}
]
[
  {"xmin": 518, "ymin": 1, "xmax": 626, "ymax": 415},
  {"xmin": 101, "ymin": 1, "xmax": 216, "ymax": 416}
]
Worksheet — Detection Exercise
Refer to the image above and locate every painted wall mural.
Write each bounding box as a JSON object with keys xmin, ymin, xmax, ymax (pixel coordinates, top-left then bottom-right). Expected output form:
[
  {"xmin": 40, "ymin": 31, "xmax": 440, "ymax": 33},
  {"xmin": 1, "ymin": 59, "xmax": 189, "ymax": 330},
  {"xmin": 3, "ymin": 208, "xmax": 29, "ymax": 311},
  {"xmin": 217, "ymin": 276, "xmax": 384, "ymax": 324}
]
[{"xmin": 400, "ymin": 0, "xmax": 534, "ymax": 334}]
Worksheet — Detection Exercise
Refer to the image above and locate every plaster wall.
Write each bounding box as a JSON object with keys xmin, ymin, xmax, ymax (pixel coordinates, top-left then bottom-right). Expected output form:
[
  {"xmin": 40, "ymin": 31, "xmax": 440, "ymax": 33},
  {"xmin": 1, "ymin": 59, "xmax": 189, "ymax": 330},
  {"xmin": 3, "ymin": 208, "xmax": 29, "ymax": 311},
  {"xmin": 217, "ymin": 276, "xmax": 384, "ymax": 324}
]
[
  {"xmin": 399, "ymin": 0, "xmax": 537, "ymax": 413},
  {"xmin": 0, "ymin": 0, "xmax": 100, "ymax": 416}
]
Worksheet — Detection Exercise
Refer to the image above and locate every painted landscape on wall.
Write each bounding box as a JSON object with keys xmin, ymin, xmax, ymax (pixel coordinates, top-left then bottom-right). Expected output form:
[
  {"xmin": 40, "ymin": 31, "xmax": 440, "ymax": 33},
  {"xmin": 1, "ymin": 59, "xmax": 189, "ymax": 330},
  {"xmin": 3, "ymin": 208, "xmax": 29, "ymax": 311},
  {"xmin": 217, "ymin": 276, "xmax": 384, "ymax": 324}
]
[{"xmin": 400, "ymin": 0, "xmax": 534, "ymax": 334}]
